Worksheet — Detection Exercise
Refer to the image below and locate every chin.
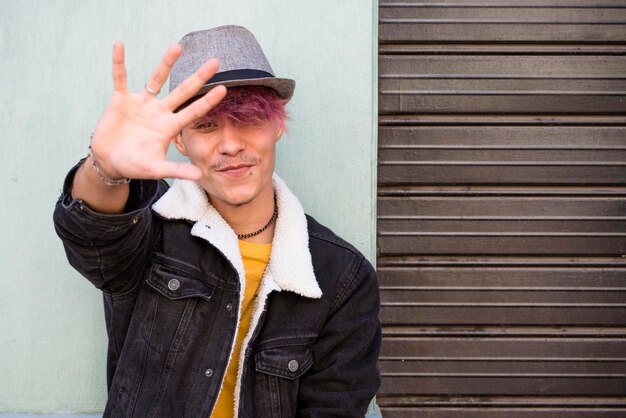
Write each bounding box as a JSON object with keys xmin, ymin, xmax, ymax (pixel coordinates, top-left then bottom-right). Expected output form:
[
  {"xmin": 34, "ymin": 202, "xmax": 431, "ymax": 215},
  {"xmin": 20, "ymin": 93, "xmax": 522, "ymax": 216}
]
[
  {"xmin": 213, "ymin": 188, "xmax": 257, "ymax": 208},
  {"xmin": 223, "ymin": 196, "xmax": 254, "ymax": 208}
]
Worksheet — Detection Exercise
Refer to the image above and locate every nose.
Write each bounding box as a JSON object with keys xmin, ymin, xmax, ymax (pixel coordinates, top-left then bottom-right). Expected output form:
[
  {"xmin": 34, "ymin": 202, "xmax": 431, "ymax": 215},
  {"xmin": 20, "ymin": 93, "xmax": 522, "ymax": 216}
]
[{"xmin": 217, "ymin": 122, "xmax": 245, "ymax": 156}]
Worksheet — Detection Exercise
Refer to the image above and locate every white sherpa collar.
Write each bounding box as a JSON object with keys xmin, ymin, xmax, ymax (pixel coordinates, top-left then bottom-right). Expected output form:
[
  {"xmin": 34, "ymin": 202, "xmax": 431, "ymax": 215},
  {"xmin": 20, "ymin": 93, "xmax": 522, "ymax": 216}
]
[{"xmin": 151, "ymin": 173, "xmax": 322, "ymax": 299}]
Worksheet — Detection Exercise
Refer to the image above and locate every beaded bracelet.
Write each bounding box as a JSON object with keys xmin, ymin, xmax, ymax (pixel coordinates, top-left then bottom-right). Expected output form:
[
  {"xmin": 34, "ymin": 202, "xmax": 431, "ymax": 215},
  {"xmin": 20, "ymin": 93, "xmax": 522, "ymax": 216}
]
[{"xmin": 87, "ymin": 134, "xmax": 131, "ymax": 186}]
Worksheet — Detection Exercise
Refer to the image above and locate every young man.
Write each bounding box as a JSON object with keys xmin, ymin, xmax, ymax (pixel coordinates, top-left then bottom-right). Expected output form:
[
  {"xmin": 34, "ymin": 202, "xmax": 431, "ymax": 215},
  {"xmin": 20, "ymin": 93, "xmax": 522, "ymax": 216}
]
[{"xmin": 54, "ymin": 26, "xmax": 380, "ymax": 417}]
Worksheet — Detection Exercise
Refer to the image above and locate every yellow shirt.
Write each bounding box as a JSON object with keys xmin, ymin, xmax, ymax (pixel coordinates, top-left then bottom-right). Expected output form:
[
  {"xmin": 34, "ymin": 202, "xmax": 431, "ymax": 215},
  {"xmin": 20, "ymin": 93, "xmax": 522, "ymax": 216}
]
[{"xmin": 211, "ymin": 240, "xmax": 272, "ymax": 418}]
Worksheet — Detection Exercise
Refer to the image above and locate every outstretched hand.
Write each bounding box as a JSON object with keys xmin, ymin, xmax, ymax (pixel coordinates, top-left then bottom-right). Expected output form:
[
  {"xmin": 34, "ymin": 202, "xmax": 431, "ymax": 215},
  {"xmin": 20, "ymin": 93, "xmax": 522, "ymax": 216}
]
[{"xmin": 89, "ymin": 42, "xmax": 226, "ymax": 181}]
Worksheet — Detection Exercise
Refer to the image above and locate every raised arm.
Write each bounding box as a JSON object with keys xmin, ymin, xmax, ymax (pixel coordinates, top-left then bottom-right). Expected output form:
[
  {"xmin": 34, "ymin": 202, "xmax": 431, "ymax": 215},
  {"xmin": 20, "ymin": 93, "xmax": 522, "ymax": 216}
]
[{"xmin": 72, "ymin": 41, "xmax": 226, "ymax": 213}]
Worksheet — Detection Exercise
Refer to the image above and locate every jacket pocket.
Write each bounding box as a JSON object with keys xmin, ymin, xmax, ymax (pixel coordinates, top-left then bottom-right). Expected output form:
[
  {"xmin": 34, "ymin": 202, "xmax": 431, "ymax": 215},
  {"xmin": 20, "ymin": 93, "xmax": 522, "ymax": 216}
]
[
  {"xmin": 114, "ymin": 255, "xmax": 218, "ymax": 415},
  {"xmin": 255, "ymin": 343, "xmax": 313, "ymax": 380},
  {"xmin": 146, "ymin": 253, "xmax": 216, "ymax": 301},
  {"xmin": 253, "ymin": 343, "xmax": 313, "ymax": 417},
  {"xmin": 140, "ymin": 254, "xmax": 217, "ymax": 356}
]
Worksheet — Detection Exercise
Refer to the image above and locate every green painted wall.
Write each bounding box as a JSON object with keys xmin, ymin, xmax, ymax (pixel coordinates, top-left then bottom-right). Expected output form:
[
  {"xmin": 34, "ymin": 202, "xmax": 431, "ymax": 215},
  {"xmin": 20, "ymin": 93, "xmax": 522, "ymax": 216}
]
[{"xmin": 0, "ymin": 0, "xmax": 377, "ymax": 413}]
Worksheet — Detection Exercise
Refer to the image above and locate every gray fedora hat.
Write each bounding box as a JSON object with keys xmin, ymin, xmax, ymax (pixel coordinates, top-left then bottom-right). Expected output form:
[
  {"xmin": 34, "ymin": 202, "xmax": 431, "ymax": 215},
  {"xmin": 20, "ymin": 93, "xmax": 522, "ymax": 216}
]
[{"xmin": 170, "ymin": 25, "xmax": 295, "ymax": 105}]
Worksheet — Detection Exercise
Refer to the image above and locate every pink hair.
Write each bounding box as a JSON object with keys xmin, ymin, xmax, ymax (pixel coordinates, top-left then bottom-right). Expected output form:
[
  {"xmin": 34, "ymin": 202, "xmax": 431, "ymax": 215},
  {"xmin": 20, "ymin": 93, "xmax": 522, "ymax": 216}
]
[{"xmin": 197, "ymin": 86, "xmax": 288, "ymax": 131}]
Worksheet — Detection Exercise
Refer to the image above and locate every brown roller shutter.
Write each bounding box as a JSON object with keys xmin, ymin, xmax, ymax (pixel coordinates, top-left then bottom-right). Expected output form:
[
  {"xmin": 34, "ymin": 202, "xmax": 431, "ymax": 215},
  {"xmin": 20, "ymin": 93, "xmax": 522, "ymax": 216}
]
[{"xmin": 376, "ymin": 1, "xmax": 626, "ymax": 417}]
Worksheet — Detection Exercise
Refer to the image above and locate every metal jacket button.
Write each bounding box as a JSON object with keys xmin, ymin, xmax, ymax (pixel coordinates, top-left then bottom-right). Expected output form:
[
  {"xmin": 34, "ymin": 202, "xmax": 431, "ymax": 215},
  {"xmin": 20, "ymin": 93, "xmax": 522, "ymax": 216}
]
[
  {"xmin": 168, "ymin": 278, "xmax": 180, "ymax": 291},
  {"xmin": 205, "ymin": 368, "xmax": 213, "ymax": 377},
  {"xmin": 288, "ymin": 360, "xmax": 299, "ymax": 372},
  {"xmin": 226, "ymin": 303, "xmax": 233, "ymax": 311}
]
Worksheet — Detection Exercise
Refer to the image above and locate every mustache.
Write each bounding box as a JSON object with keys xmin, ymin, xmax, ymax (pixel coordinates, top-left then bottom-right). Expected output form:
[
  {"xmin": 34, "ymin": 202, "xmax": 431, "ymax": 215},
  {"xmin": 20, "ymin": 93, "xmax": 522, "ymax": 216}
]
[{"xmin": 210, "ymin": 154, "xmax": 262, "ymax": 170}]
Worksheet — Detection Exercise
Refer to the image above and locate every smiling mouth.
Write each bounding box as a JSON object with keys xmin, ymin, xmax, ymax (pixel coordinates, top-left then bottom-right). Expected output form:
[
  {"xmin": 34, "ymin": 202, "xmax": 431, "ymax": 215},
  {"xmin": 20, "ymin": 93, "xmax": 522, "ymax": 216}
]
[
  {"xmin": 216, "ymin": 164, "xmax": 254, "ymax": 177},
  {"xmin": 217, "ymin": 163, "xmax": 253, "ymax": 171}
]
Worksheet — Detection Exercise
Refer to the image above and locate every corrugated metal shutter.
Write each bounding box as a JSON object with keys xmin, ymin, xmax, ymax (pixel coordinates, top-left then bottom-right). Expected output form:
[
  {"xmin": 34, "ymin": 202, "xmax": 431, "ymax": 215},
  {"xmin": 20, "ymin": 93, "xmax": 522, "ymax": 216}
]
[{"xmin": 377, "ymin": 1, "xmax": 626, "ymax": 416}]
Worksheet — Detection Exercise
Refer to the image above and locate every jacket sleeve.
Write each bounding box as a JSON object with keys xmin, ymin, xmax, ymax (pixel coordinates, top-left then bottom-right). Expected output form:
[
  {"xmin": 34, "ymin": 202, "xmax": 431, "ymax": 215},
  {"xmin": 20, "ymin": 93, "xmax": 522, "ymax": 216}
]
[
  {"xmin": 297, "ymin": 256, "xmax": 382, "ymax": 417},
  {"xmin": 52, "ymin": 160, "xmax": 167, "ymax": 294}
]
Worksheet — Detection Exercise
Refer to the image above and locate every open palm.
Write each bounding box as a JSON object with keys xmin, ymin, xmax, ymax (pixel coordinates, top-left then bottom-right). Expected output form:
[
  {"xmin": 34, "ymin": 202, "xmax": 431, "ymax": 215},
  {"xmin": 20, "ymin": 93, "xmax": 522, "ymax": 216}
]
[{"xmin": 90, "ymin": 42, "xmax": 226, "ymax": 181}]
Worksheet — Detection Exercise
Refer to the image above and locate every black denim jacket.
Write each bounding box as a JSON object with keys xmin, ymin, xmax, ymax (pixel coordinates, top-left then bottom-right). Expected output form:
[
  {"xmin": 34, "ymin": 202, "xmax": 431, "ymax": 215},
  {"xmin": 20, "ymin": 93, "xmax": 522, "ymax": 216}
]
[{"xmin": 53, "ymin": 164, "xmax": 381, "ymax": 417}]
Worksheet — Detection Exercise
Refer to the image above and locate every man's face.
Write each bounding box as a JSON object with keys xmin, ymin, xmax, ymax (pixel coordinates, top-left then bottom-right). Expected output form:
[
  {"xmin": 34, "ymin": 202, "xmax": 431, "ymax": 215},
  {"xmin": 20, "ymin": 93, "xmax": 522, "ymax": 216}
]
[{"xmin": 175, "ymin": 118, "xmax": 282, "ymax": 208}]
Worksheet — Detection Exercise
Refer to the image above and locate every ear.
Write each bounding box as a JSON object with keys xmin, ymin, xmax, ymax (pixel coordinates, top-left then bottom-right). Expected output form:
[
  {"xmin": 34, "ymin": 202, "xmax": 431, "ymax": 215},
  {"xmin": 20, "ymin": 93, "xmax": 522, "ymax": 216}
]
[
  {"xmin": 173, "ymin": 133, "xmax": 189, "ymax": 156},
  {"xmin": 275, "ymin": 127, "xmax": 284, "ymax": 142}
]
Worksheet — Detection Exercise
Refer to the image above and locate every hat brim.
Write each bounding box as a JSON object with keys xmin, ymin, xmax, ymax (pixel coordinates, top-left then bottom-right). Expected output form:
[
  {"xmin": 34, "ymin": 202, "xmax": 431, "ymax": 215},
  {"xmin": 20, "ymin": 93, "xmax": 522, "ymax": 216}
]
[{"xmin": 177, "ymin": 77, "xmax": 295, "ymax": 111}]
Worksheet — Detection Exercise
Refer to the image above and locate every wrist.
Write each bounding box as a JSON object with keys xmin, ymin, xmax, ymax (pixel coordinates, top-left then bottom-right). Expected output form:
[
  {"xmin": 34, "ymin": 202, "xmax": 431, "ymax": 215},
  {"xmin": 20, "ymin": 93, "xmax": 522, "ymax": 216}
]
[{"xmin": 88, "ymin": 134, "xmax": 131, "ymax": 186}]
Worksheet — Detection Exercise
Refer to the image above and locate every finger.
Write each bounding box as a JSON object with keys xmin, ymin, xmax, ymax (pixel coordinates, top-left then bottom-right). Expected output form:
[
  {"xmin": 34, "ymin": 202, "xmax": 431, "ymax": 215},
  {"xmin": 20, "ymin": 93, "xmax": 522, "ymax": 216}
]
[
  {"xmin": 175, "ymin": 85, "xmax": 227, "ymax": 127},
  {"xmin": 144, "ymin": 43, "xmax": 182, "ymax": 97},
  {"xmin": 112, "ymin": 41, "xmax": 127, "ymax": 92},
  {"xmin": 151, "ymin": 160, "xmax": 202, "ymax": 180},
  {"xmin": 163, "ymin": 58, "xmax": 221, "ymax": 110}
]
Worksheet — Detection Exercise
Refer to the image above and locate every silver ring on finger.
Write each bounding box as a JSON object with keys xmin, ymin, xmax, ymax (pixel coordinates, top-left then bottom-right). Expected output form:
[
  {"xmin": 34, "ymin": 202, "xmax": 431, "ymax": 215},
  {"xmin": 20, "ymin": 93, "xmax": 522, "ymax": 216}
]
[{"xmin": 144, "ymin": 83, "xmax": 160, "ymax": 95}]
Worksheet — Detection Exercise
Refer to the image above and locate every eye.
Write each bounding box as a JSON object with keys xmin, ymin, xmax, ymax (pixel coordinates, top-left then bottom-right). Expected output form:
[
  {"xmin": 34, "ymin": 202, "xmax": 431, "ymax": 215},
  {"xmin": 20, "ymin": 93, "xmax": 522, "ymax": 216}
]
[{"xmin": 193, "ymin": 120, "xmax": 218, "ymax": 130}]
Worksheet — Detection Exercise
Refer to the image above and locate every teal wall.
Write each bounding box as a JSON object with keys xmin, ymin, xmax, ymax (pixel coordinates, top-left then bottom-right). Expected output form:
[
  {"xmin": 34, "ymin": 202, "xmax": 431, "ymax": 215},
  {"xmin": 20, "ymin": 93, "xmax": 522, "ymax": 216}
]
[{"xmin": 0, "ymin": 0, "xmax": 377, "ymax": 413}]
